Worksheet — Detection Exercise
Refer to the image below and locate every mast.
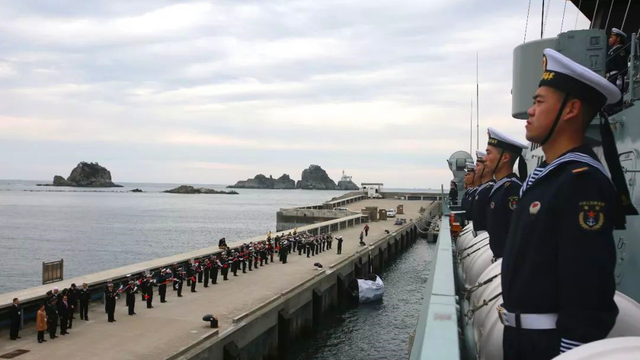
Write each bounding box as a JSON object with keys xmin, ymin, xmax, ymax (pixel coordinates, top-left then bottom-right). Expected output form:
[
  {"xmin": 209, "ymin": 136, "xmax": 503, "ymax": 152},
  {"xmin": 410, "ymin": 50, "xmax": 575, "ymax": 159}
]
[
  {"xmin": 476, "ymin": 52, "xmax": 479, "ymax": 150},
  {"xmin": 541, "ymin": 0, "xmax": 545, "ymax": 39}
]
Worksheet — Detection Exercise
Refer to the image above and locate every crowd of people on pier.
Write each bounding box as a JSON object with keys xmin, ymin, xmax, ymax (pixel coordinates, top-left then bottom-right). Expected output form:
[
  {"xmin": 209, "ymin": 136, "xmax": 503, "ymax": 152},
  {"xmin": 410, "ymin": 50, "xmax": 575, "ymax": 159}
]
[{"xmin": 9, "ymin": 225, "xmax": 376, "ymax": 344}]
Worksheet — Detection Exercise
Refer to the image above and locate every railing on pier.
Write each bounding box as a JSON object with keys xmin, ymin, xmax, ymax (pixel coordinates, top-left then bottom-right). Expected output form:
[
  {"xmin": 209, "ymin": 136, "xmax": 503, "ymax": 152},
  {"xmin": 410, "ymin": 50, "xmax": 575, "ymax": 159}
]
[{"xmin": 409, "ymin": 206, "xmax": 461, "ymax": 360}]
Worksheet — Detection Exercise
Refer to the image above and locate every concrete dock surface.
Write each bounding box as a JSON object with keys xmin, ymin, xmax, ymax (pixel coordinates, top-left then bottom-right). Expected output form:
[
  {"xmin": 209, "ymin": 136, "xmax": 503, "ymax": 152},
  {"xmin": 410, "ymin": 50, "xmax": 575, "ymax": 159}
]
[{"xmin": 0, "ymin": 199, "xmax": 431, "ymax": 360}]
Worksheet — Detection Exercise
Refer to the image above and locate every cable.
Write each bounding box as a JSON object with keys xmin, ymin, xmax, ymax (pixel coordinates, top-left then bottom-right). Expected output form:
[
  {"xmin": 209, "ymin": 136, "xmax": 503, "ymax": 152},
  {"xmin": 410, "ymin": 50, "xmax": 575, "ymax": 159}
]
[
  {"xmin": 590, "ymin": 0, "xmax": 600, "ymax": 29},
  {"xmin": 621, "ymin": 0, "xmax": 632, "ymax": 30},
  {"xmin": 543, "ymin": 0, "xmax": 552, "ymax": 36},
  {"xmin": 574, "ymin": 0, "xmax": 583, "ymax": 30},
  {"xmin": 560, "ymin": 0, "xmax": 568, "ymax": 32},
  {"xmin": 605, "ymin": 0, "xmax": 616, "ymax": 32},
  {"xmin": 524, "ymin": 0, "xmax": 533, "ymax": 42}
]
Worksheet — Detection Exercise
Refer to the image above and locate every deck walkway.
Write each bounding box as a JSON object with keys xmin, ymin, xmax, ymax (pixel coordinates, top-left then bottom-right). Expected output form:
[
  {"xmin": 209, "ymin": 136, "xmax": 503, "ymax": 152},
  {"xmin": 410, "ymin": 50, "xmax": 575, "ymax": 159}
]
[{"xmin": 0, "ymin": 199, "xmax": 430, "ymax": 360}]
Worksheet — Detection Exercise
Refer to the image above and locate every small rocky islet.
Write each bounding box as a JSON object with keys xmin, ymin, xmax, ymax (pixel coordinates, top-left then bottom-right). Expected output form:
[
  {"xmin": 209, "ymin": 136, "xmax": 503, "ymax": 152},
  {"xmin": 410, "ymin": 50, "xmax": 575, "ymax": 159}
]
[
  {"xmin": 39, "ymin": 162, "xmax": 122, "ymax": 187},
  {"xmin": 163, "ymin": 185, "xmax": 238, "ymax": 195},
  {"xmin": 229, "ymin": 165, "xmax": 359, "ymax": 190}
]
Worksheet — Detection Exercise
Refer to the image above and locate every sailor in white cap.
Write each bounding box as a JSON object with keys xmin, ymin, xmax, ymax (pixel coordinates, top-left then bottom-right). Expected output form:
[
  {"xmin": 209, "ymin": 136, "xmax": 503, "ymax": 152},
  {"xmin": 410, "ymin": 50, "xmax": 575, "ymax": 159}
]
[
  {"xmin": 500, "ymin": 48, "xmax": 637, "ymax": 360},
  {"xmin": 483, "ymin": 127, "xmax": 527, "ymax": 259},
  {"xmin": 460, "ymin": 163, "xmax": 476, "ymax": 223},
  {"xmin": 607, "ymin": 27, "xmax": 628, "ymax": 95},
  {"xmin": 471, "ymin": 149, "xmax": 495, "ymax": 233}
]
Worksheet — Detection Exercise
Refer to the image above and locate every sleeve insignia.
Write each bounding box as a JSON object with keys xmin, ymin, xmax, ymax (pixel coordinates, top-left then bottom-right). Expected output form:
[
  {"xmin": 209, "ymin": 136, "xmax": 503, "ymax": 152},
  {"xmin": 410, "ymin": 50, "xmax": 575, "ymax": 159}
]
[
  {"xmin": 572, "ymin": 167, "xmax": 589, "ymax": 174},
  {"xmin": 508, "ymin": 196, "xmax": 518, "ymax": 210},
  {"xmin": 579, "ymin": 201, "xmax": 605, "ymax": 230}
]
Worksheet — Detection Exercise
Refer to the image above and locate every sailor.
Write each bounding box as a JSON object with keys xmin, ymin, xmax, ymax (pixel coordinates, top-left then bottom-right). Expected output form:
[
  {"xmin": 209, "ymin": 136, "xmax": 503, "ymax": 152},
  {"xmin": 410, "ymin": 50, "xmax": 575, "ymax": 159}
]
[
  {"xmin": 125, "ymin": 280, "xmax": 137, "ymax": 315},
  {"xmin": 143, "ymin": 275, "xmax": 155, "ymax": 308},
  {"xmin": 460, "ymin": 163, "xmax": 476, "ymax": 223},
  {"xmin": 197, "ymin": 260, "xmax": 204, "ymax": 283},
  {"xmin": 211, "ymin": 255, "xmax": 220, "ymax": 283},
  {"xmin": 484, "ymin": 127, "xmax": 528, "ymax": 259},
  {"xmin": 221, "ymin": 255, "xmax": 230, "ymax": 281},
  {"xmin": 500, "ymin": 48, "xmax": 637, "ymax": 360},
  {"xmin": 606, "ymin": 28, "xmax": 627, "ymax": 91},
  {"xmin": 240, "ymin": 248, "xmax": 247, "ymax": 273},
  {"xmin": 158, "ymin": 269, "xmax": 168, "ymax": 302},
  {"xmin": 465, "ymin": 160, "xmax": 481, "ymax": 222},
  {"xmin": 471, "ymin": 150, "xmax": 495, "ymax": 233},
  {"xmin": 188, "ymin": 262, "xmax": 197, "ymax": 293},
  {"xmin": 336, "ymin": 236, "xmax": 343, "ymax": 255},
  {"xmin": 105, "ymin": 283, "xmax": 117, "ymax": 322}
]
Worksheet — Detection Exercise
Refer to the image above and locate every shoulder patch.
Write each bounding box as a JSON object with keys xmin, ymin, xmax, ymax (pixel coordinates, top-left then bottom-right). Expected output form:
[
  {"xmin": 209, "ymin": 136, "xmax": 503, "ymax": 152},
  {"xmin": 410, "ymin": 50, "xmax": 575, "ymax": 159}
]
[{"xmin": 571, "ymin": 166, "xmax": 590, "ymax": 174}]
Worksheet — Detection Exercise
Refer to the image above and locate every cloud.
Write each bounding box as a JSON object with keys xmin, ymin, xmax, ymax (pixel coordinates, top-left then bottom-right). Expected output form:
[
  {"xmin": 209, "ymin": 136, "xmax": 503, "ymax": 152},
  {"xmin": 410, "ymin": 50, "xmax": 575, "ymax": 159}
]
[{"xmin": 0, "ymin": 0, "xmax": 593, "ymax": 187}]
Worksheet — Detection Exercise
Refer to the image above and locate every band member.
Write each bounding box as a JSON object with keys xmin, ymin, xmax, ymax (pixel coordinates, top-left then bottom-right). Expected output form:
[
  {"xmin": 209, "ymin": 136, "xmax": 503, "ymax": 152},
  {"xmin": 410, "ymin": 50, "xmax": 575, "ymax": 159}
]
[
  {"xmin": 175, "ymin": 269, "xmax": 184, "ymax": 297},
  {"xmin": 126, "ymin": 280, "xmax": 137, "ymax": 315},
  {"xmin": 158, "ymin": 269, "xmax": 168, "ymax": 303},
  {"xmin": 211, "ymin": 256, "xmax": 220, "ymax": 284},
  {"xmin": 197, "ymin": 260, "xmax": 204, "ymax": 283},
  {"xmin": 203, "ymin": 260, "xmax": 210, "ymax": 288},
  {"xmin": 142, "ymin": 275, "xmax": 155, "ymax": 308}
]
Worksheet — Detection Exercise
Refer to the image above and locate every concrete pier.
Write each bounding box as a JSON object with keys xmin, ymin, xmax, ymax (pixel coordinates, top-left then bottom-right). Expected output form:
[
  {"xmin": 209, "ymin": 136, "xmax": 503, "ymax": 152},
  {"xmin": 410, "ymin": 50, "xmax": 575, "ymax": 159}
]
[{"xmin": 0, "ymin": 199, "xmax": 440, "ymax": 360}]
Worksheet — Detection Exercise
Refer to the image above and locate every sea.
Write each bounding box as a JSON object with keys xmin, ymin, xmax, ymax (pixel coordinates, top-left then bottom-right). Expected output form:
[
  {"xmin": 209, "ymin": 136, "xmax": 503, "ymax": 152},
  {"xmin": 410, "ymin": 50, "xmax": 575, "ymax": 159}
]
[
  {"xmin": 0, "ymin": 180, "xmax": 435, "ymax": 295},
  {"xmin": 0, "ymin": 180, "xmax": 350, "ymax": 294}
]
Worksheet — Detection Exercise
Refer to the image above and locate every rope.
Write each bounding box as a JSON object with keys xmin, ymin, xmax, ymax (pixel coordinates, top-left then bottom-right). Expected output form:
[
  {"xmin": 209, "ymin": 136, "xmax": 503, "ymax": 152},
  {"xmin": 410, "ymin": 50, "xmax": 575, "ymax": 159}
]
[
  {"xmin": 575, "ymin": 0, "xmax": 583, "ymax": 30},
  {"xmin": 590, "ymin": 0, "xmax": 601, "ymax": 29},
  {"xmin": 459, "ymin": 242, "xmax": 490, "ymax": 261},
  {"xmin": 621, "ymin": 0, "xmax": 632, "ymax": 30},
  {"xmin": 465, "ymin": 291, "xmax": 503, "ymax": 320},
  {"xmin": 605, "ymin": 0, "xmax": 616, "ymax": 32},
  {"xmin": 457, "ymin": 235, "xmax": 487, "ymax": 254},
  {"xmin": 560, "ymin": 0, "xmax": 568, "ymax": 32},
  {"xmin": 524, "ymin": 0, "xmax": 533, "ymax": 42},
  {"xmin": 543, "ymin": 0, "xmax": 552, "ymax": 37},
  {"xmin": 465, "ymin": 272, "xmax": 501, "ymax": 297}
]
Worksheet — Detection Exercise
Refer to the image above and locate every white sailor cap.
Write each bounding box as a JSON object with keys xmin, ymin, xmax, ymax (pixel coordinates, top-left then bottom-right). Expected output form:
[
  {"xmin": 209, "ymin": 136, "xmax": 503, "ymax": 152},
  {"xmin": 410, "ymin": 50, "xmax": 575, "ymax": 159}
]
[
  {"xmin": 540, "ymin": 48, "xmax": 621, "ymax": 108},
  {"xmin": 465, "ymin": 163, "xmax": 476, "ymax": 172},
  {"xmin": 612, "ymin": 28, "xmax": 627, "ymax": 38},
  {"xmin": 487, "ymin": 127, "xmax": 527, "ymax": 154},
  {"xmin": 475, "ymin": 150, "xmax": 486, "ymax": 162}
]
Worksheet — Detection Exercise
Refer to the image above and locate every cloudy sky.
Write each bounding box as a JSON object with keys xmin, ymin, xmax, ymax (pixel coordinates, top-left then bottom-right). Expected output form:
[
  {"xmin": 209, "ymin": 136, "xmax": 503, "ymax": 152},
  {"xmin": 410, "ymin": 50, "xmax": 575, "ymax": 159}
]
[{"xmin": 0, "ymin": 0, "xmax": 591, "ymax": 188}]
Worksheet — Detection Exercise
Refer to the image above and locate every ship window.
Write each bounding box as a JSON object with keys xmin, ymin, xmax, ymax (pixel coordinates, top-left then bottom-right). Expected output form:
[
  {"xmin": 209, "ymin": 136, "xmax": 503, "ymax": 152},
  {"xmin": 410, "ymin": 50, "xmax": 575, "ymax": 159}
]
[{"xmin": 590, "ymin": 36, "xmax": 600, "ymax": 46}]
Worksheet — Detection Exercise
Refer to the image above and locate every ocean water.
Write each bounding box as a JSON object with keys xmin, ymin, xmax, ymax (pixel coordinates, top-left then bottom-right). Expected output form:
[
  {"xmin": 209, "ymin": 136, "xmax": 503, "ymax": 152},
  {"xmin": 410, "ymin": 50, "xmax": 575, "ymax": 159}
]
[
  {"xmin": 0, "ymin": 180, "xmax": 348, "ymax": 294},
  {"xmin": 287, "ymin": 239, "xmax": 435, "ymax": 360}
]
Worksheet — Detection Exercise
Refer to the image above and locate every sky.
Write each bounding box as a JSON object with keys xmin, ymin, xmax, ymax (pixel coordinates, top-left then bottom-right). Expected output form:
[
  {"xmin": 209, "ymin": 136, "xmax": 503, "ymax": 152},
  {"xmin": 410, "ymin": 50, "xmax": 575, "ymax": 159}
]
[{"xmin": 0, "ymin": 0, "xmax": 591, "ymax": 188}]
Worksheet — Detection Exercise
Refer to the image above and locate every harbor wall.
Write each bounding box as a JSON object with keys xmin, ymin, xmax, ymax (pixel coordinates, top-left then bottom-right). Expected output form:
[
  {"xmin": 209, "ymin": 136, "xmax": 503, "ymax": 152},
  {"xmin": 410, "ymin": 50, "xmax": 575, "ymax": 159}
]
[{"xmin": 172, "ymin": 204, "xmax": 442, "ymax": 360}]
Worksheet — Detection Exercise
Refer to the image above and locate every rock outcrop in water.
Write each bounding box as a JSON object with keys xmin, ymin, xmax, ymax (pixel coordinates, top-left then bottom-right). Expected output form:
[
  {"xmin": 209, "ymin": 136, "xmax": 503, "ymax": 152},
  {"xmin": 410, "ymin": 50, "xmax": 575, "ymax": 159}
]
[
  {"xmin": 337, "ymin": 179, "xmax": 359, "ymax": 190},
  {"xmin": 228, "ymin": 174, "xmax": 295, "ymax": 189},
  {"xmin": 42, "ymin": 162, "xmax": 122, "ymax": 187},
  {"xmin": 164, "ymin": 185, "xmax": 238, "ymax": 195},
  {"xmin": 296, "ymin": 165, "xmax": 337, "ymax": 190}
]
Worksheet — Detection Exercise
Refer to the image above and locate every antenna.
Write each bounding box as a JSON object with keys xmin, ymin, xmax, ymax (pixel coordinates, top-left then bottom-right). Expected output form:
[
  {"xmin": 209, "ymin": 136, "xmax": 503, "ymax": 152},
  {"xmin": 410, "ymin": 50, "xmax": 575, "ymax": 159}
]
[
  {"xmin": 470, "ymin": 99, "xmax": 473, "ymax": 155},
  {"xmin": 476, "ymin": 52, "xmax": 479, "ymax": 150}
]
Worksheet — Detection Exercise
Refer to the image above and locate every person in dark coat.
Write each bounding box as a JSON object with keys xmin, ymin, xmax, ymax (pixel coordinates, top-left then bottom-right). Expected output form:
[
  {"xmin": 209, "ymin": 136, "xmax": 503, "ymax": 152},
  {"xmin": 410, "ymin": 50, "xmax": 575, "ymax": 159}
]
[
  {"xmin": 45, "ymin": 297, "xmax": 59, "ymax": 339},
  {"xmin": 158, "ymin": 269, "xmax": 168, "ymax": 303},
  {"xmin": 78, "ymin": 283, "xmax": 90, "ymax": 321},
  {"xmin": 57, "ymin": 295, "xmax": 70, "ymax": 335},
  {"xmin": 9, "ymin": 298, "xmax": 21, "ymax": 340},
  {"xmin": 337, "ymin": 236, "xmax": 343, "ymax": 254},
  {"xmin": 175, "ymin": 269, "xmax": 184, "ymax": 297},
  {"xmin": 105, "ymin": 283, "xmax": 117, "ymax": 322},
  {"xmin": 67, "ymin": 283, "xmax": 78, "ymax": 323},
  {"xmin": 142, "ymin": 275, "xmax": 155, "ymax": 308}
]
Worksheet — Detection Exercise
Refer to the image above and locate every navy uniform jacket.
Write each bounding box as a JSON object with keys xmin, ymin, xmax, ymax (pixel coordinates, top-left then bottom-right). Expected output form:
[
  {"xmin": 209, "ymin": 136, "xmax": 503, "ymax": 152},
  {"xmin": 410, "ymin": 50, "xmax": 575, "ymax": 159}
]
[
  {"xmin": 502, "ymin": 145, "xmax": 618, "ymax": 350},
  {"xmin": 472, "ymin": 180, "xmax": 496, "ymax": 232},
  {"xmin": 486, "ymin": 174, "xmax": 522, "ymax": 258},
  {"xmin": 465, "ymin": 188, "xmax": 478, "ymax": 221},
  {"xmin": 606, "ymin": 44, "xmax": 627, "ymax": 75}
]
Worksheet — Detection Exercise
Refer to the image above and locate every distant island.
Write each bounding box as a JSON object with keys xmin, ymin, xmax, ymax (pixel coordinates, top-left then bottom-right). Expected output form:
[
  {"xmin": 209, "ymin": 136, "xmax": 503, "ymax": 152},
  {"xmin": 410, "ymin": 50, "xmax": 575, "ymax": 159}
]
[
  {"xmin": 228, "ymin": 174, "xmax": 296, "ymax": 189},
  {"xmin": 228, "ymin": 166, "xmax": 360, "ymax": 191},
  {"xmin": 164, "ymin": 185, "xmax": 239, "ymax": 195},
  {"xmin": 38, "ymin": 162, "xmax": 123, "ymax": 187}
]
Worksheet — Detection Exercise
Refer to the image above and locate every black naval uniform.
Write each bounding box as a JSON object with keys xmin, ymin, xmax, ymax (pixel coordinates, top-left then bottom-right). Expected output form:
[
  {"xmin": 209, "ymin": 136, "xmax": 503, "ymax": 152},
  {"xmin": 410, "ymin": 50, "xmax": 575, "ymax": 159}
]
[
  {"xmin": 9, "ymin": 303, "xmax": 21, "ymax": 340},
  {"xmin": 501, "ymin": 146, "xmax": 618, "ymax": 360},
  {"xmin": 175, "ymin": 271, "xmax": 184, "ymax": 297},
  {"xmin": 105, "ymin": 288, "xmax": 117, "ymax": 322},
  {"xmin": 606, "ymin": 43, "xmax": 627, "ymax": 88},
  {"xmin": 464, "ymin": 187, "xmax": 478, "ymax": 222},
  {"xmin": 472, "ymin": 180, "xmax": 495, "ymax": 232},
  {"xmin": 143, "ymin": 280, "xmax": 155, "ymax": 308},
  {"xmin": 211, "ymin": 260, "xmax": 220, "ymax": 283},
  {"xmin": 79, "ymin": 287, "xmax": 90, "ymax": 320},
  {"xmin": 486, "ymin": 174, "xmax": 521, "ymax": 259},
  {"xmin": 126, "ymin": 285, "xmax": 137, "ymax": 315},
  {"xmin": 337, "ymin": 238, "xmax": 343, "ymax": 254},
  {"xmin": 158, "ymin": 273, "xmax": 168, "ymax": 302}
]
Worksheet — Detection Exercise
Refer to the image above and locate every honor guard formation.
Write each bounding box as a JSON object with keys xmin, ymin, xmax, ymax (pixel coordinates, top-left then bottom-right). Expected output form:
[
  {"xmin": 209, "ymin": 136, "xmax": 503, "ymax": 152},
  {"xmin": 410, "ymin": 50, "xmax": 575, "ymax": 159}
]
[
  {"xmin": 458, "ymin": 44, "xmax": 637, "ymax": 360},
  {"xmin": 11, "ymin": 228, "xmax": 361, "ymax": 343}
]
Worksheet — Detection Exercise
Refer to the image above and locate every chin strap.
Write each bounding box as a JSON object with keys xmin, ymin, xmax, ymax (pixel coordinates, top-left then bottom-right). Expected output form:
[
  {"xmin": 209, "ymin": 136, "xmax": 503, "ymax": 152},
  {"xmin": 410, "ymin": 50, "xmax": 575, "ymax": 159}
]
[
  {"xmin": 517, "ymin": 155, "xmax": 528, "ymax": 182},
  {"xmin": 599, "ymin": 111, "xmax": 638, "ymax": 229},
  {"xmin": 540, "ymin": 94, "xmax": 570, "ymax": 146},
  {"xmin": 492, "ymin": 149, "xmax": 505, "ymax": 179}
]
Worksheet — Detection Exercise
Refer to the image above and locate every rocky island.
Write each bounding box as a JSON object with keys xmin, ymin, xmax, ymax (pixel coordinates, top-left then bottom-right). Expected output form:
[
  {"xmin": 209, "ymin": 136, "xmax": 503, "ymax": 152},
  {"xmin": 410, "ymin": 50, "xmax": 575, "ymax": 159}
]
[
  {"xmin": 296, "ymin": 165, "xmax": 337, "ymax": 190},
  {"xmin": 228, "ymin": 174, "xmax": 295, "ymax": 189},
  {"xmin": 39, "ymin": 162, "xmax": 123, "ymax": 187},
  {"xmin": 164, "ymin": 185, "xmax": 238, "ymax": 195}
]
